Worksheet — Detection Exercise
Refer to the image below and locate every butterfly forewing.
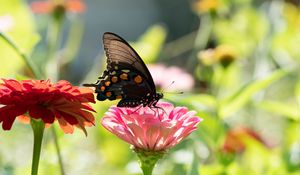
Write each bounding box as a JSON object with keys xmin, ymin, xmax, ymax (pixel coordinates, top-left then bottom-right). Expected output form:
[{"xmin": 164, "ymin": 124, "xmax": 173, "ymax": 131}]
[{"xmin": 103, "ymin": 32, "xmax": 156, "ymax": 88}]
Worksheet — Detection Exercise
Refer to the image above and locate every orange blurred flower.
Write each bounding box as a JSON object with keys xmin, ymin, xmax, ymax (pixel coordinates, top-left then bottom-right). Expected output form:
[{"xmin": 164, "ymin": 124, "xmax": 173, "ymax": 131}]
[
  {"xmin": 0, "ymin": 79, "xmax": 95, "ymax": 135},
  {"xmin": 198, "ymin": 45, "xmax": 237, "ymax": 67},
  {"xmin": 30, "ymin": 0, "xmax": 86, "ymax": 14},
  {"xmin": 222, "ymin": 127, "xmax": 267, "ymax": 154},
  {"xmin": 193, "ymin": 0, "xmax": 219, "ymax": 14}
]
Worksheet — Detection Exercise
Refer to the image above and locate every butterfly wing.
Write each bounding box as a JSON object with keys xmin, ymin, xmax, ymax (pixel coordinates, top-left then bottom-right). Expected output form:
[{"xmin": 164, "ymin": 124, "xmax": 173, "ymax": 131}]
[
  {"xmin": 101, "ymin": 32, "xmax": 158, "ymax": 107},
  {"xmin": 103, "ymin": 32, "xmax": 156, "ymax": 89}
]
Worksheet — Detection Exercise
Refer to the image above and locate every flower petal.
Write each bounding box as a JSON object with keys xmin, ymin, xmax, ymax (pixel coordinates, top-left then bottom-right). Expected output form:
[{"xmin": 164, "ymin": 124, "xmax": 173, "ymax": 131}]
[
  {"xmin": 0, "ymin": 79, "xmax": 95, "ymax": 133},
  {"xmin": 101, "ymin": 102, "xmax": 202, "ymax": 151}
]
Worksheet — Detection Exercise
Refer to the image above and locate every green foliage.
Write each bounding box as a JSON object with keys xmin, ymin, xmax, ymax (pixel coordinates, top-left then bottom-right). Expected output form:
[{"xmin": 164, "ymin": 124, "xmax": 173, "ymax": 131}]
[
  {"xmin": 0, "ymin": 0, "xmax": 39, "ymax": 77},
  {"xmin": 272, "ymin": 3, "xmax": 300, "ymax": 61},
  {"xmin": 213, "ymin": 6, "xmax": 269, "ymax": 57},
  {"xmin": 133, "ymin": 25, "xmax": 167, "ymax": 64},
  {"xmin": 258, "ymin": 100, "xmax": 300, "ymax": 121},
  {"xmin": 219, "ymin": 69, "xmax": 287, "ymax": 118}
]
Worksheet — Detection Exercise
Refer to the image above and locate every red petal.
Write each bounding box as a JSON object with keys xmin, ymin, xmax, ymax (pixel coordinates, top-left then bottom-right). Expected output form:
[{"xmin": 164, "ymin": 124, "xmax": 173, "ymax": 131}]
[
  {"xmin": 77, "ymin": 109, "xmax": 95, "ymax": 126},
  {"xmin": 56, "ymin": 110, "xmax": 78, "ymax": 125},
  {"xmin": 0, "ymin": 105, "xmax": 27, "ymax": 130},
  {"xmin": 58, "ymin": 118, "xmax": 74, "ymax": 134},
  {"xmin": 29, "ymin": 106, "xmax": 54, "ymax": 123},
  {"xmin": 81, "ymin": 103, "xmax": 96, "ymax": 112},
  {"xmin": 2, "ymin": 115, "xmax": 16, "ymax": 130},
  {"xmin": 41, "ymin": 109, "xmax": 55, "ymax": 124},
  {"xmin": 78, "ymin": 87, "xmax": 95, "ymax": 103},
  {"xmin": 2, "ymin": 79, "xmax": 23, "ymax": 91}
]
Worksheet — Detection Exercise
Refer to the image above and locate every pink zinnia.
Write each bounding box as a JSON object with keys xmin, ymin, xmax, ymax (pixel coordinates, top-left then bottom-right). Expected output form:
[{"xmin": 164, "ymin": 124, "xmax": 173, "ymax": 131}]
[
  {"xmin": 148, "ymin": 64, "xmax": 195, "ymax": 92},
  {"xmin": 101, "ymin": 102, "xmax": 202, "ymax": 151}
]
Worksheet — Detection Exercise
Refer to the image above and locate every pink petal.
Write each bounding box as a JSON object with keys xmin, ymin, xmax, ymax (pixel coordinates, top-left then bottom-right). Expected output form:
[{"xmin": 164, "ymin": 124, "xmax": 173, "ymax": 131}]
[{"xmin": 101, "ymin": 102, "xmax": 202, "ymax": 151}]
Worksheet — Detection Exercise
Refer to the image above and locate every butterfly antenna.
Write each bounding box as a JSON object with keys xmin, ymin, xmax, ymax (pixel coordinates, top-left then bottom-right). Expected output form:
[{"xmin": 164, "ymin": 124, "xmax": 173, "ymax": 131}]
[
  {"xmin": 161, "ymin": 81, "xmax": 174, "ymax": 94},
  {"xmin": 164, "ymin": 91, "xmax": 184, "ymax": 94},
  {"xmin": 161, "ymin": 81, "xmax": 184, "ymax": 94}
]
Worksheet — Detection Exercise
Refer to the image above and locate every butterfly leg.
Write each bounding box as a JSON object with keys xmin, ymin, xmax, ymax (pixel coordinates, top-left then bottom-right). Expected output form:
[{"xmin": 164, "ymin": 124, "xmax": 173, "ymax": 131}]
[
  {"xmin": 98, "ymin": 70, "xmax": 109, "ymax": 79},
  {"xmin": 83, "ymin": 70, "xmax": 110, "ymax": 87},
  {"xmin": 152, "ymin": 101, "xmax": 167, "ymax": 116},
  {"xmin": 131, "ymin": 105, "xmax": 143, "ymax": 114}
]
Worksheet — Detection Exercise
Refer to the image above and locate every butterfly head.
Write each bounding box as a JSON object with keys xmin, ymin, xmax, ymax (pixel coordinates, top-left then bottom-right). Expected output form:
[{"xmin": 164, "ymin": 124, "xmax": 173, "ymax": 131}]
[{"xmin": 156, "ymin": 92, "xmax": 163, "ymax": 100}]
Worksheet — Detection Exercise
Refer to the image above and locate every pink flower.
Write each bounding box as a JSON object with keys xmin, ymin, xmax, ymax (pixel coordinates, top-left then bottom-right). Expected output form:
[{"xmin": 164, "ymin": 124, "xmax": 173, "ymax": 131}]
[
  {"xmin": 0, "ymin": 15, "xmax": 14, "ymax": 32},
  {"xmin": 101, "ymin": 102, "xmax": 202, "ymax": 151},
  {"xmin": 148, "ymin": 64, "xmax": 195, "ymax": 92}
]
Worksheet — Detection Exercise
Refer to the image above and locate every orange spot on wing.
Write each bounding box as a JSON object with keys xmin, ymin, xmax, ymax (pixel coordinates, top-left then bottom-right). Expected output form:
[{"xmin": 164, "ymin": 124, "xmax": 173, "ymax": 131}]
[
  {"xmin": 106, "ymin": 92, "xmax": 112, "ymax": 97},
  {"xmin": 111, "ymin": 76, "xmax": 118, "ymax": 83},
  {"xmin": 120, "ymin": 73, "xmax": 128, "ymax": 80},
  {"xmin": 134, "ymin": 75, "xmax": 143, "ymax": 84},
  {"xmin": 105, "ymin": 81, "xmax": 111, "ymax": 86},
  {"xmin": 100, "ymin": 86, "xmax": 105, "ymax": 91}
]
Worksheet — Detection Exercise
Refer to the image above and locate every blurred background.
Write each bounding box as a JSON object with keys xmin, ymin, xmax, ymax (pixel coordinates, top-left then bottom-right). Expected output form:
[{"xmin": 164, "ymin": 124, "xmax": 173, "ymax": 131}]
[{"xmin": 1, "ymin": 0, "xmax": 300, "ymax": 174}]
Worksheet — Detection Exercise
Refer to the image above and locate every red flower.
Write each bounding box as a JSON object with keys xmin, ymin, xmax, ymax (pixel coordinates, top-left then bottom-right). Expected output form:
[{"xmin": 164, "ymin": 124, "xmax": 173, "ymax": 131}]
[
  {"xmin": 30, "ymin": 0, "xmax": 86, "ymax": 14},
  {"xmin": 0, "ymin": 79, "xmax": 95, "ymax": 135}
]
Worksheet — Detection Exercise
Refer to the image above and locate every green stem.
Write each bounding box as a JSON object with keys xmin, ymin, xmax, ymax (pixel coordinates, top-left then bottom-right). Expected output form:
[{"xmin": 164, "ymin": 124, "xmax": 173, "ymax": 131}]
[
  {"xmin": 30, "ymin": 119, "xmax": 45, "ymax": 175},
  {"xmin": 194, "ymin": 14, "xmax": 213, "ymax": 50},
  {"xmin": 45, "ymin": 13, "xmax": 66, "ymax": 175},
  {"xmin": 0, "ymin": 32, "xmax": 43, "ymax": 79},
  {"xmin": 46, "ymin": 14, "xmax": 64, "ymax": 81},
  {"xmin": 51, "ymin": 126, "xmax": 66, "ymax": 175},
  {"xmin": 134, "ymin": 148, "xmax": 165, "ymax": 175},
  {"xmin": 140, "ymin": 160, "xmax": 155, "ymax": 175},
  {"xmin": 187, "ymin": 14, "xmax": 213, "ymax": 70}
]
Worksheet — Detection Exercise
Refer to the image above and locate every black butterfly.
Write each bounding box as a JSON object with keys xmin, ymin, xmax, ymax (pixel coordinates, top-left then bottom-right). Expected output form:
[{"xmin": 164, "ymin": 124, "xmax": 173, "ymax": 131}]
[{"xmin": 84, "ymin": 32, "xmax": 163, "ymax": 108}]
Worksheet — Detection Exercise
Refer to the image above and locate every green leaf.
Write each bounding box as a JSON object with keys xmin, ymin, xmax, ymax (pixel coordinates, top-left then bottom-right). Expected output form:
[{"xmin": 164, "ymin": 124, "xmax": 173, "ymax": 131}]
[
  {"xmin": 165, "ymin": 93, "xmax": 217, "ymax": 112},
  {"xmin": 132, "ymin": 24, "xmax": 167, "ymax": 63},
  {"xmin": 213, "ymin": 7, "xmax": 269, "ymax": 58},
  {"xmin": 295, "ymin": 78, "xmax": 300, "ymax": 103},
  {"xmin": 258, "ymin": 100, "xmax": 300, "ymax": 121},
  {"xmin": 219, "ymin": 69, "xmax": 287, "ymax": 118},
  {"xmin": 0, "ymin": 0, "xmax": 39, "ymax": 77}
]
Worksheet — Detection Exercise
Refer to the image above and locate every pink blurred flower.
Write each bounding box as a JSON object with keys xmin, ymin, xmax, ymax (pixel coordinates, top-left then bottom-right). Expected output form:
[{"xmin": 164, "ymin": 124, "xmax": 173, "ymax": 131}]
[
  {"xmin": 0, "ymin": 15, "xmax": 14, "ymax": 32},
  {"xmin": 101, "ymin": 102, "xmax": 202, "ymax": 151},
  {"xmin": 148, "ymin": 64, "xmax": 195, "ymax": 92}
]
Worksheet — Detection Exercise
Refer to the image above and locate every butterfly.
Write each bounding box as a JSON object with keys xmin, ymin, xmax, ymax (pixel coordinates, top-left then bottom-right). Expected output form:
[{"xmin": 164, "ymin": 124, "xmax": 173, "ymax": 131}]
[{"xmin": 84, "ymin": 32, "xmax": 163, "ymax": 108}]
